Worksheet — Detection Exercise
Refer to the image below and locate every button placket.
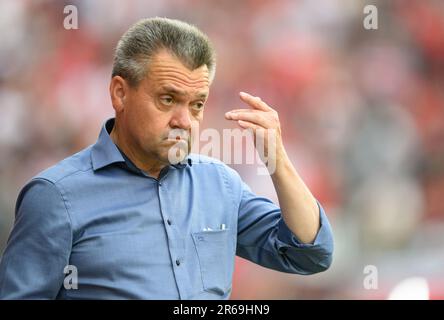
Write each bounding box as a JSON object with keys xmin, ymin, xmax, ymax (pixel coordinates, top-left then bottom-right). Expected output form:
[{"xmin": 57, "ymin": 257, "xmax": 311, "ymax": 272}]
[{"xmin": 156, "ymin": 175, "xmax": 189, "ymax": 298}]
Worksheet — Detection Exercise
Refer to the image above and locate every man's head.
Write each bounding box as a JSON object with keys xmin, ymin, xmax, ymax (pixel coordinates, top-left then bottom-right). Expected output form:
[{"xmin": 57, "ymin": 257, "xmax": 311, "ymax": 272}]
[
  {"xmin": 109, "ymin": 18, "xmax": 216, "ymax": 171},
  {"xmin": 112, "ymin": 17, "xmax": 216, "ymax": 87}
]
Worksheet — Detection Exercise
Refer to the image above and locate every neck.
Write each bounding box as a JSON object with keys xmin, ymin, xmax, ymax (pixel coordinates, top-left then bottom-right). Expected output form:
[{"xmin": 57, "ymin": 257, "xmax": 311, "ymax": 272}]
[{"xmin": 110, "ymin": 121, "xmax": 165, "ymax": 179}]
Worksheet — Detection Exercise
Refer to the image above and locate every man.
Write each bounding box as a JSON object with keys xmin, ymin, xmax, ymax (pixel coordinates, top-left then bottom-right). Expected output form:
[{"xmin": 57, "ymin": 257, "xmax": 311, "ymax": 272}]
[{"xmin": 0, "ymin": 17, "xmax": 333, "ymax": 299}]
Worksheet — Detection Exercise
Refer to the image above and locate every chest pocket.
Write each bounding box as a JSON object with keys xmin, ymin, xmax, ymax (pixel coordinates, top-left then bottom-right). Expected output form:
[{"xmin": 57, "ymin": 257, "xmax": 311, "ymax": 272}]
[{"xmin": 192, "ymin": 229, "xmax": 233, "ymax": 295}]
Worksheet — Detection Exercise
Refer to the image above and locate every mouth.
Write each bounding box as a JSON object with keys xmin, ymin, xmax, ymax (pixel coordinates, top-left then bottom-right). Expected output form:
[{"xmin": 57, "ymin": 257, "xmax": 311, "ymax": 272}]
[
  {"xmin": 165, "ymin": 138, "xmax": 189, "ymax": 146},
  {"xmin": 166, "ymin": 129, "xmax": 190, "ymax": 142},
  {"xmin": 166, "ymin": 137, "xmax": 187, "ymax": 141}
]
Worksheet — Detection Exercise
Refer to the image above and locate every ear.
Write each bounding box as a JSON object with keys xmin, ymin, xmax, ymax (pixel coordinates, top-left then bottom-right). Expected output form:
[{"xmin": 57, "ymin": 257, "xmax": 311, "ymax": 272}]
[{"xmin": 110, "ymin": 76, "xmax": 129, "ymax": 113}]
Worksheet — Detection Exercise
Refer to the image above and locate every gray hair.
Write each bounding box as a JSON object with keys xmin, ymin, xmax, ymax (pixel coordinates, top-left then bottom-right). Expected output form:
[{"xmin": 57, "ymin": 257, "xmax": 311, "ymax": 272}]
[{"xmin": 112, "ymin": 17, "xmax": 216, "ymax": 87}]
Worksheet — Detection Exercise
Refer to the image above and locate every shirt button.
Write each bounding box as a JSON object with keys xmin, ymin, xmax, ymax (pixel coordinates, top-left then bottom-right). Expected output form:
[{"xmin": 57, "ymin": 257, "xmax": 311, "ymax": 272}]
[
  {"xmin": 176, "ymin": 259, "xmax": 181, "ymax": 266},
  {"xmin": 158, "ymin": 182, "xmax": 162, "ymax": 187},
  {"xmin": 167, "ymin": 219, "xmax": 172, "ymax": 225}
]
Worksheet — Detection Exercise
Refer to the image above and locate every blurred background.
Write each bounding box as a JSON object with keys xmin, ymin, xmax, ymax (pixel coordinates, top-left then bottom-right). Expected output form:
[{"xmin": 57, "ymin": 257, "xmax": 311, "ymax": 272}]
[{"xmin": 0, "ymin": 0, "xmax": 443, "ymax": 299}]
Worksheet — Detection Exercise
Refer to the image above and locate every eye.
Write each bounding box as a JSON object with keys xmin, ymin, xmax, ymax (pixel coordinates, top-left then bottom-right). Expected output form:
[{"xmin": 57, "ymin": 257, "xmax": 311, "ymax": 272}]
[
  {"xmin": 192, "ymin": 101, "xmax": 205, "ymax": 111},
  {"xmin": 160, "ymin": 95, "xmax": 174, "ymax": 106}
]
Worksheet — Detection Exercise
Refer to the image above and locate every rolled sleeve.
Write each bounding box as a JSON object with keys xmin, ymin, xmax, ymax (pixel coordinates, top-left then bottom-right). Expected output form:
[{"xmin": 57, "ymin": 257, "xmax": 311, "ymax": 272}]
[
  {"xmin": 0, "ymin": 178, "xmax": 72, "ymax": 299},
  {"xmin": 275, "ymin": 202, "xmax": 334, "ymax": 274},
  {"xmin": 232, "ymin": 165, "xmax": 334, "ymax": 275}
]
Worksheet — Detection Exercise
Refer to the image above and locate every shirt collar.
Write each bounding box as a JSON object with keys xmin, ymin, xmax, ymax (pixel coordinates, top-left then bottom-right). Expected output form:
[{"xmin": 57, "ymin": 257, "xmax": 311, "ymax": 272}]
[{"xmin": 91, "ymin": 118, "xmax": 192, "ymax": 172}]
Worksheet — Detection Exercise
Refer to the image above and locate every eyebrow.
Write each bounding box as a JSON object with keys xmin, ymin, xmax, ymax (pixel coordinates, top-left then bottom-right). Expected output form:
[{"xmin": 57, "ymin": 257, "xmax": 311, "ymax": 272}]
[{"xmin": 160, "ymin": 85, "xmax": 208, "ymax": 99}]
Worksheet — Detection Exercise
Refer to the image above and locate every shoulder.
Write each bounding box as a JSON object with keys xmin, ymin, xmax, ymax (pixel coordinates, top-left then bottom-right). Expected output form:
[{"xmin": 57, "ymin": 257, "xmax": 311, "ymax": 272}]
[
  {"xmin": 188, "ymin": 154, "xmax": 241, "ymax": 180},
  {"xmin": 14, "ymin": 147, "xmax": 94, "ymax": 223},
  {"xmin": 187, "ymin": 153, "xmax": 244, "ymax": 199},
  {"xmin": 33, "ymin": 146, "xmax": 94, "ymax": 184},
  {"xmin": 16, "ymin": 146, "xmax": 94, "ymax": 209}
]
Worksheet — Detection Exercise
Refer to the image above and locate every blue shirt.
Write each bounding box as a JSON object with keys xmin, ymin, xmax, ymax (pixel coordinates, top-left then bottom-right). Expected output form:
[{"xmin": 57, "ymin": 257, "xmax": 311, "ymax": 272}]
[{"xmin": 0, "ymin": 118, "xmax": 333, "ymax": 299}]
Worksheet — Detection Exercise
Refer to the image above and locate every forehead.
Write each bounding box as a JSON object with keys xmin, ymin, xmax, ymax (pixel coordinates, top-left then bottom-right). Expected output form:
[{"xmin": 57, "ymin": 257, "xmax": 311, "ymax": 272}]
[{"xmin": 146, "ymin": 50, "xmax": 210, "ymax": 95}]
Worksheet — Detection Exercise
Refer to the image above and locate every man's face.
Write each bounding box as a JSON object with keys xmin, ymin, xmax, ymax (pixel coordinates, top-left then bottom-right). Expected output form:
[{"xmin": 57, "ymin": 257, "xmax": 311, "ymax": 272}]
[{"xmin": 121, "ymin": 50, "xmax": 210, "ymax": 164}]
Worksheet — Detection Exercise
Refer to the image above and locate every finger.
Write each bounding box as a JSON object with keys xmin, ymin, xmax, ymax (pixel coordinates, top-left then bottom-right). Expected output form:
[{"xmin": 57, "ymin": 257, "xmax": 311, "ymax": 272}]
[
  {"xmin": 239, "ymin": 91, "xmax": 273, "ymax": 111},
  {"xmin": 225, "ymin": 111, "xmax": 269, "ymax": 127},
  {"xmin": 225, "ymin": 109, "xmax": 262, "ymax": 120},
  {"xmin": 226, "ymin": 109, "xmax": 262, "ymax": 114},
  {"xmin": 238, "ymin": 120, "xmax": 262, "ymax": 131}
]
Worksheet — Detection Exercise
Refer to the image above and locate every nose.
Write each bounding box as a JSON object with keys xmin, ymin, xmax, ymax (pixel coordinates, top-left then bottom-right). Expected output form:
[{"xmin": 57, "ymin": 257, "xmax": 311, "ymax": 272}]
[{"xmin": 170, "ymin": 105, "xmax": 192, "ymax": 130}]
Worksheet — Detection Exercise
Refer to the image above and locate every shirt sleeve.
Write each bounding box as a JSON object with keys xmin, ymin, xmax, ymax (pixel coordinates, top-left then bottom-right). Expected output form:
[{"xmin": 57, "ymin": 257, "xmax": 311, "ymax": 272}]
[
  {"xmin": 0, "ymin": 178, "xmax": 72, "ymax": 299},
  {"xmin": 233, "ymin": 173, "xmax": 334, "ymax": 275}
]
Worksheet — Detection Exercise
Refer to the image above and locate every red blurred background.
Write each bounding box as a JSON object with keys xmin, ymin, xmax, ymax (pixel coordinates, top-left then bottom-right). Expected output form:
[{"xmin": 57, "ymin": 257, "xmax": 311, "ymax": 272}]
[{"xmin": 0, "ymin": 0, "xmax": 443, "ymax": 299}]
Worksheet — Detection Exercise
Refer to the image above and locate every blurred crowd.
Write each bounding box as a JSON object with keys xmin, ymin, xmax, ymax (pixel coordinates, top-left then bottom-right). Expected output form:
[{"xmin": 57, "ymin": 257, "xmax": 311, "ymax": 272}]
[{"xmin": 0, "ymin": 0, "xmax": 443, "ymax": 299}]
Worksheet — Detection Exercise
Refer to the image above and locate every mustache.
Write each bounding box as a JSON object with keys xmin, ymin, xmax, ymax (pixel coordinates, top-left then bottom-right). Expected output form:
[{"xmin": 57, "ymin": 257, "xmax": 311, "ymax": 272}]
[
  {"xmin": 165, "ymin": 129, "xmax": 191, "ymax": 141},
  {"xmin": 165, "ymin": 128, "xmax": 192, "ymax": 161}
]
